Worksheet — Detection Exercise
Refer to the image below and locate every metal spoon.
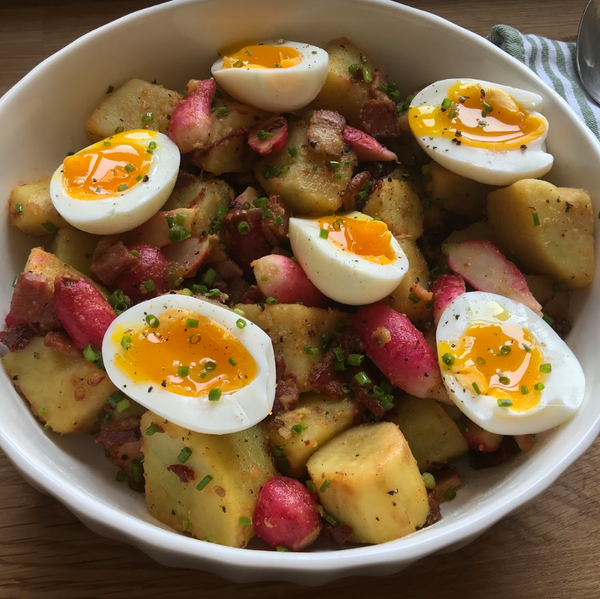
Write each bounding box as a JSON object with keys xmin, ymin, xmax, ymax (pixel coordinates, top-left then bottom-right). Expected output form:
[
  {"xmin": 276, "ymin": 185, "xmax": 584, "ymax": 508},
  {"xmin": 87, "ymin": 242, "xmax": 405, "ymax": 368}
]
[{"xmin": 577, "ymin": 0, "xmax": 600, "ymax": 104}]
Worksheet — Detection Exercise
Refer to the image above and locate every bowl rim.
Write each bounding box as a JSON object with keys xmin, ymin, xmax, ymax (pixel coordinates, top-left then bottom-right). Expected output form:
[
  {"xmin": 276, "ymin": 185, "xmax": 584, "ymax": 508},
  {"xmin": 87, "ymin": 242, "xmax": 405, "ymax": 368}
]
[{"xmin": 1, "ymin": 0, "xmax": 600, "ymax": 577}]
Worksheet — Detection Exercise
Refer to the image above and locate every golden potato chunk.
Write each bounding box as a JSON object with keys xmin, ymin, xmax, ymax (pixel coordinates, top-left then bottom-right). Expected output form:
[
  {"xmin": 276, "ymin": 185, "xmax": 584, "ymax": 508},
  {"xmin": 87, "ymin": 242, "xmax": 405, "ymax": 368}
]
[
  {"xmin": 312, "ymin": 37, "xmax": 375, "ymax": 127},
  {"xmin": 238, "ymin": 304, "xmax": 348, "ymax": 392},
  {"xmin": 255, "ymin": 120, "xmax": 357, "ymax": 216},
  {"xmin": 8, "ymin": 177, "xmax": 67, "ymax": 237},
  {"xmin": 196, "ymin": 134, "xmax": 255, "ymax": 175},
  {"xmin": 141, "ymin": 413, "xmax": 276, "ymax": 548},
  {"xmin": 487, "ymin": 179, "xmax": 595, "ymax": 288},
  {"xmin": 50, "ymin": 226, "xmax": 99, "ymax": 276},
  {"xmin": 442, "ymin": 220, "xmax": 495, "ymax": 253},
  {"xmin": 307, "ymin": 422, "xmax": 429, "ymax": 544},
  {"xmin": 388, "ymin": 396, "xmax": 468, "ymax": 471},
  {"xmin": 85, "ymin": 78, "xmax": 181, "ymax": 142},
  {"xmin": 524, "ymin": 274, "xmax": 571, "ymax": 320},
  {"xmin": 267, "ymin": 393, "xmax": 359, "ymax": 478},
  {"xmin": 2, "ymin": 336, "xmax": 116, "ymax": 434},
  {"xmin": 382, "ymin": 238, "xmax": 431, "ymax": 323}
]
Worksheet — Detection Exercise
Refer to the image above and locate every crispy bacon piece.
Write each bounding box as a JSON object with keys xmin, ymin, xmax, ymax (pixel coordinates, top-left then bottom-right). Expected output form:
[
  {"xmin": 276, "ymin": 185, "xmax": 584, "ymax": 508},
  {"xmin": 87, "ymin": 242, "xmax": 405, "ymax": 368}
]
[
  {"xmin": 167, "ymin": 464, "xmax": 196, "ymax": 483},
  {"xmin": 0, "ymin": 325, "xmax": 37, "ymax": 351},
  {"xmin": 342, "ymin": 126, "xmax": 397, "ymax": 162},
  {"xmin": 261, "ymin": 195, "xmax": 290, "ymax": 246},
  {"xmin": 168, "ymin": 78, "xmax": 216, "ymax": 153},
  {"xmin": 306, "ymin": 110, "xmax": 346, "ymax": 157},
  {"xmin": 273, "ymin": 355, "xmax": 300, "ymax": 414},
  {"xmin": 43, "ymin": 330, "xmax": 81, "ymax": 358},
  {"xmin": 462, "ymin": 421, "xmax": 504, "ymax": 453},
  {"xmin": 469, "ymin": 437, "xmax": 519, "ymax": 470},
  {"xmin": 431, "ymin": 274, "xmax": 466, "ymax": 325},
  {"xmin": 53, "ymin": 275, "xmax": 116, "ymax": 350},
  {"xmin": 426, "ymin": 491, "xmax": 442, "ymax": 526},
  {"xmin": 342, "ymin": 171, "xmax": 372, "ymax": 212},
  {"xmin": 90, "ymin": 239, "xmax": 139, "ymax": 286},
  {"xmin": 323, "ymin": 521, "xmax": 354, "ymax": 547},
  {"xmin": 9, "ymin": 272, "xmax": 60, "ymax": 331},
  {"xmin": 248, "ymin": 116, "xmax": 288, "ymax": 156},
  {"xmin": 224, "ymin": 207, "xmax": 272, "ymax": 275},
  {"xmin": 163, "ymin": 235, "xmax": 210, "ymax": 279}
]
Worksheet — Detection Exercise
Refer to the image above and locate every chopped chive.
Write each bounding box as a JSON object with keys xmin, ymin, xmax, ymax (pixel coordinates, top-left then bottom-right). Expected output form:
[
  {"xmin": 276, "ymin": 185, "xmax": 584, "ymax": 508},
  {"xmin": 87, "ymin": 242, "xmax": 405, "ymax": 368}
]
[
  {"xmin": 203, "ymin": 536, "xmax": 215, "ymax": 543},
  {"xmin": 204, "ymin": 288, "xmax": 222, "ymax": 298},
  {"xmin": 12, "ymin": 276, "xmax": 17, "ymax": 288},
  {"xmin": 216, "ymin": 107, "xmax": 230, "ymax": 117},
  {"xmin": 236, "ymin": 319, "xmax": 247, "ymax": 329},
  {"xmin": 443, "ymin": 488, "xmax": 457, "ymax": 502},
  {"xmin": 208, "ymin": 388, "xmax": 222, "ymax": 402},
  {"xmin": 204, "ymin": 361, "xmax": 216, "ymax": 371},
  {"xmin": 178, "ymin": 447, "xmax": 192, "ymax": 463},
  {"xmin": 136, "ymin": 174, "xmax": 143, "ymax": 181},
  {"xmin": 124, "ymin": 163, "xmax": 135, "ymax": 173},
  {"xmin": 121, "ymin": 335, "xmax": 132, "ymax": 350},
  {"xmin": 196, "ymin": 475, "xmax": 213, "ymax": 491},
  {"xmin": 141, "ymin": 112, "xmax": 154, "ymax": 123},
  {"xmin": 256, "ymin": 129, "xmax": 273, "ymax": 140},
  {"xmin": 500, "ymin": 345, "xmax": 511, "ymax": 355},
  {"xmin": 107, "ymin": 85, "xmax": 114, "ymax": 94},
  {"xmin": 346, "ymin": 353, "xmax": 364, "ymax": 367},
  {"xmin": 234, "ymin": 308, "xmax": 245, "ymax": 316},
  {"xmin": 408, "ymin": 293, "xmax": 421, "ymax": 304},
  {"xmin": 115, "ymin": 126, "xmax": 125, "ymax": 133},
  {"xmin": 288, "ymin": 146, "xmax": 298, "ymax": 157},
  {"xmin": 228, "ymin": 357, "xmax": 237, "ymax": 366},
  {"xmin": 180, "ymin": 288, "xmax": 193, "ymax": 296},
  {"xmin": 103, "ymin": 141, "xmax": 111, "ymax": 147},
  {"xmin": 182, "ymin": 519, "xmax": 190, "ymax": 532},
  {"xmin": 237, "ymin": 220, "xmax": 250, "ymax": 235},
  {"xmin": 186, "ymin": 318, "xmax": 199, "ymax": 328},
  {"xmin": 42, "ymin": 222, "xmax": 58, "ymax": 234},
  {"xmin": 552, "ymin": 282, "xmax": 567, "ymax": 292},
  {"xmin": 130, "ymin": 249, "xmax": 140, "ymax": 258},
  {"xmin": 142, "ymin": 279, "xmax": 155, "ymax": 293},
  {"xmin": 319, "ymin": 480, "xmax": 331, "ymax": 492},
  {"xmin": 341, "ymin": 383, "xmax": 351, "ymax": 394},
  {"xmin": 472, "ymin": 382, "xmax": 482, "ymax": 395},
  {"xmin": 276, "ymin": 546, "xmax": 290, "ymax": 552},
  {"xmin": 115, "ymin": 470, "xmax": 126, "ymax": 482},
  {"xmin": 178, "ymin": 365, "xmax": 189, "ymax": 377},
  {"xmin": 306, "ymin": 480, "xmax": 317, "ymax": 493},
  {"xmin": 333, "ymin": 347, "xmax": 345, "ymax": 362},
  {"xmin": 523, "ymin": 344, "xmax": 532, "ymax": 353},
  {"xmin": 476, "ymin": 356, "xmax": 487, "ymax": 365},
  {"xmin": 442, "ymin": 353, "xmax": 455, "ymax": 366},
  {"xmin": 422, "ymin": 472, "xmax": 436, "ymax": 489},
  {"xmin": 118, "ymin": 184, "xmax": 128, "ymax": 192},
  {"xmin": 192, "ymin": 284, "xmax": 208, "ymax": 294},
  {"xmin": 239, "ymin": 517, "xmax": 252, "ymax": 527},
  {"xmin": 441, "ymin": 98, "xmax": 452, "ymax": 109},
  {"xmin": 145, "ymin": 424, "xmax": 160, "ymax": 436},
  {"xmin": 304, "ymin": 345, "xmax": 319, "ymax": 355},
  {"xmin": 203, "ymin": 268, "xmax": 217, "ymax": 285},
  {"xmin": 497, "ymin": 398, "xmax": 513, "ymax": 407},
  {"xmin": 354, "ymin": 371, "xmax": 371, "ymax": 386},
  {"xmin": 291, "ymin": 422, "xmax": 308, "ymax": 436},
  {"xmin": 543, "ymin": 314, "xmax": 554, "ymax": 325},
  {"xmin": 266, "ymin": 296, "xmax": 278, "ymax": 305},
  {"xmin": 260, "ymin": 275, "xmax": 268, "ymax": 282},
  {"xmin": 319, "ymin": 228, "xmax": 329, "ymax": 239},
  {"xmin": 322, "ymin": 513, "xmax": 338, "ymax": 526},
  {"xmin": 540, "ymin": 363, "xmax": 552, "ymax": 373},
  {"xmin": 188, "ymin": 333, "xmax": 201, "ymax": 345},
  {"xmin": 498, "ymin": 375, "xmax": 510, "ymax": 385},
  {"xmin": 233, "ymin": 60, "xmax": 244, "ymax": 67},
  {"xmin": 83, "ymin": 344, "xmax": 101, "ymax": 362},
  {"xmin": 107, "ymin": 391, "xmax": 125, "ymax": 408},
  {"xmin": 274, "ymin": 216, "xmax": 284, "ymax": 226},
  {"xmin": 534, "ymin": 382, "xmax": 545, "ymax": 391},
  {"xmin": 39, "ymin": 407, "xmax": 47, "ymax": 417},
  {"xmin": 115, "ymin": 398, "xmax": 130, "ymax": 413},
  {"xmin": 520, "ymin": 385, "xmax": 529, "ymax": 395},
  {"xmin": 148, "ymin": 141, "xmax": 157, "ymax": 150},
  {"xmin": 145, "ymin": 314, "xmax": 159, "ymax": 328},
  {"xmin": 15, "ymin": 202, "xmax": 23, "ymax": 214},
  {"xmin": 532, "ymin": 212, "xmax": 541, "ymax": 227}
]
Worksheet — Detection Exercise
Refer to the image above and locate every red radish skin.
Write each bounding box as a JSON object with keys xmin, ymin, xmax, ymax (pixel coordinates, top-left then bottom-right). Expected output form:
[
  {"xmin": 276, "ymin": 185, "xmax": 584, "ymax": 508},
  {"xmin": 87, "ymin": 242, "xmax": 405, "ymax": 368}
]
[
  {"xmin": 253, "ymin": 477, "xmax": 322, "ymax": 551},
  {"xmin": 53, "ymin": 276, "xmax": 116, "ymax": 350},
  {"xmin": 167, "ymin": 78, "xmax": 216, "ymax": 153},
  {"xmin": 113, "ymin": 244, "xmax": 170, "ymax": 303},
  {"xmin": 445, "ymin": 240, "xmax": 542, "ymax": 315},
  {"xmin": 430, "ymin": 274, "xmax": 466, "ymax": 325},
  {"xmin": 353, "ymin": 305, "xmax": 441, "ymax": 397},
  {"xmin": 342, "ymin": 126, "xmax": 398, "ymax": 162},
  {"xmin": 462, "ymin": 421, "xmax": 504, "ymax": 453},
  {"xmin": 248, "ymin": 116, "xmax": 288, "ymax": 156},
  {"xmin": 162, "ymin": 236, "xmax": 210, "ymax": 279},
  {"xmin": 252, "ymin": 255, "xmax": 329, "ymax": 307}
]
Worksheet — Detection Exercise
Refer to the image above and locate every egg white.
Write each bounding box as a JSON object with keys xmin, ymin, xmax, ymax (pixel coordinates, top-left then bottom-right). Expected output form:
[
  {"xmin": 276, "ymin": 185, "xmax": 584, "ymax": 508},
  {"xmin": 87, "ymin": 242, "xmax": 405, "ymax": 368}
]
[
  {"xmin": 50, "ymin": 131, "xmax": 180, "ymax": 235},
  {"xmin": 436, "ymin": 291, "xmax": 585, "ymax": 435},
  {"xmin": 211, "ymin": 40, "xmax": 329, "ymax": 113},
  {"xmin": 409, "ymin": 78, "xmax": 554, "ymax": 186},
  {"xmin": 102, "ymin": 295, "xmax": 276, "ymax": 435},
  {"xmin": 289, "ymin": 212, "xmax": 409, "ymax": 306}
]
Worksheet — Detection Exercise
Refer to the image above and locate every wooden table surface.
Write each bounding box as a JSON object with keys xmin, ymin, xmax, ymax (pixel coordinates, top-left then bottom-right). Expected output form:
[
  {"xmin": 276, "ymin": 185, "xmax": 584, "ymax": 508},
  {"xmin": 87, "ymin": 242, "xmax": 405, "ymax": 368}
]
[{"xmin": 0, "ymin": 1, "xmax": 597, "ymax": 597}]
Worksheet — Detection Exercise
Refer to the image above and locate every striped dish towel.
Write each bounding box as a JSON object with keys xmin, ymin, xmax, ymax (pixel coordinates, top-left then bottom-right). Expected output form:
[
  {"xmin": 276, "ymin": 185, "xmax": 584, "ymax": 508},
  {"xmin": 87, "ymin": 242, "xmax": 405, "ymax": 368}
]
[{"xmin": 489, "ymin": 24, "xmax": 600, "ymax": 139}]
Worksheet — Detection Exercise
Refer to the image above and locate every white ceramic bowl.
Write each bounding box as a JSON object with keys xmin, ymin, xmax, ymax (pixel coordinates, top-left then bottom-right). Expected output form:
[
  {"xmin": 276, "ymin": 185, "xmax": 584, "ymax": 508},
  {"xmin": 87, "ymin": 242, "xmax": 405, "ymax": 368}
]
[{"xmin": 0, "ymin": 0, "xmax": 598, "ymax": 585}]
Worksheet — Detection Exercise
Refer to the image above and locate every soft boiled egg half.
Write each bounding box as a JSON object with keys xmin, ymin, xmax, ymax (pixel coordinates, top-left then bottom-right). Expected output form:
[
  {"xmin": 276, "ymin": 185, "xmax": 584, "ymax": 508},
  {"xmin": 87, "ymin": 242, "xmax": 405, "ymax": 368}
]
[
  {"xmin": 289, "ymin": 212, "xmax": 408, "ymax": 305},
  {"xmin": 437, "ymin": 291, "xmax": 585, "ymax": 435},
  {"xmin": 102, "ymin": 294, "xmax": 276, "ymax": 435},
  {"xmin": 50, "ymin": 130, "xmax": 180, "ymax": 235},
  {"xmin": 409, "ymin": 78, "xmax": 553, "ymax": 186},
  {"xmin": 211, "ymin": 40, "xmax": 329, "ymax": 113}
]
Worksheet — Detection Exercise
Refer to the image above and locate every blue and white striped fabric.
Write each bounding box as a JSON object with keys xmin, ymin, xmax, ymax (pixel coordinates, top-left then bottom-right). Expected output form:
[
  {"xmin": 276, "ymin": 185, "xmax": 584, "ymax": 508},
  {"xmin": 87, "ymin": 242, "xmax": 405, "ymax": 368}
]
[{"xmin": 489, "ymin": 24, "xmax": 600, "ymax": 139}]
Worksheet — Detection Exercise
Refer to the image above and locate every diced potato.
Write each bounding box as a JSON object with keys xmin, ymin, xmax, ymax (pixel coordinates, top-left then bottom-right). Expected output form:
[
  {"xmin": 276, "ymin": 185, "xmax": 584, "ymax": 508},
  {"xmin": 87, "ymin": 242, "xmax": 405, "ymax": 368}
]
[
  {"xmin": 487, "ymin": 179, "xmax": 595, "ymax": 288},
  {"xmin": 2, "ymin": 336, "xmax": 116, "ymax": 434},
  {"xmin": 208, "ymin": 95, "xmax": 268, "ymax": 144},
  {"xmin": 255, "ymin": 120, "xmax": 357, "ymax": 216},
  {"xmin": 363, "ymin": 170, "xmax": 424, "ymax": 239},
  {"xmin": 267, "ymin": 393, "xmax": 359, "ymax": 478},
  {"xmin": 387, "ymin": 396, "xmax": 468, "ymax": 471},
  {"xmin": 85, "ymin": 78, "xmax": 181, "ymax": 142},
  {"xmin": 383, "ymin": 238, "xmax": 431, "ymax": 323},
  {"xmin": 307, "ymin": 422, "xmax": 429, "ymax": 544},
  {"xmin": 8, "ymin": 177, "xmax": 67, "ymax": 237},
  {"xmin": 442, "ymin": 220, "xmax": 495, "ymax": 253},
  {"xmin": 237, "ymin": 304, "xmax": 348, "ymax": 392},
  {"xmin": 312, "ymin": 37, "xmax": 374, "ymax": 127},
  {"xmin": 141, "ymin": 413, "xmax": 276, "ymax": 548},
  {"xmin": 524, "ymin": 274, "xmax": 571, "ymax": 320},
  {"xmin": 24, "ymin": 247, "xmax": 107, "ymax": 297},
  {"xmin": 50, "ymin": 226, "xmax": 99, "ymax": 276},
  {"xmin": 195, "ymin": 134, "xmax": 255, "ymax": 175},
  {"xmin": 427, "ymin": 161, "xmax": 492, "ymax": 217}
]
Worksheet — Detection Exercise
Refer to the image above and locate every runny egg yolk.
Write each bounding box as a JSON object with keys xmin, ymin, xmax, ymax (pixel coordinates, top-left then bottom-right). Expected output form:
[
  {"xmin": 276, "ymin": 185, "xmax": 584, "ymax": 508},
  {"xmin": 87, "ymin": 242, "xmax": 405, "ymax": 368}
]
[
  {"xmin": 113, "ymin": 309, "xmax": 257, "ymax": 399},
  {"xmin": 409, "ymin": 81, "xmax": 547, "ymax": 150},
  {"xmin": 318, "ymin": 215, "xmax": 396, "ymax": 265},
  {"xmin": 438, "ymin": 321, "xmax": 548, "ymax": 411},
  {"xmin": 62, "ymin": 130, "xmax": 156, "ymax": 200},
  {"xmin": 222, "ymin": 44, "xmax": 302, "ymax": 69}
]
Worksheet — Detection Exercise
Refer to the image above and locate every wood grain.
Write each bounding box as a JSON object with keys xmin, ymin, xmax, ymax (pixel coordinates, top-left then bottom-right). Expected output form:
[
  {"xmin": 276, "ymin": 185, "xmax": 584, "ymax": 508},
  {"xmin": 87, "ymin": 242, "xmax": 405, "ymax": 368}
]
[{"xmin": 0, "ymin": 1, "xmax": 597, "ymax": 597}]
